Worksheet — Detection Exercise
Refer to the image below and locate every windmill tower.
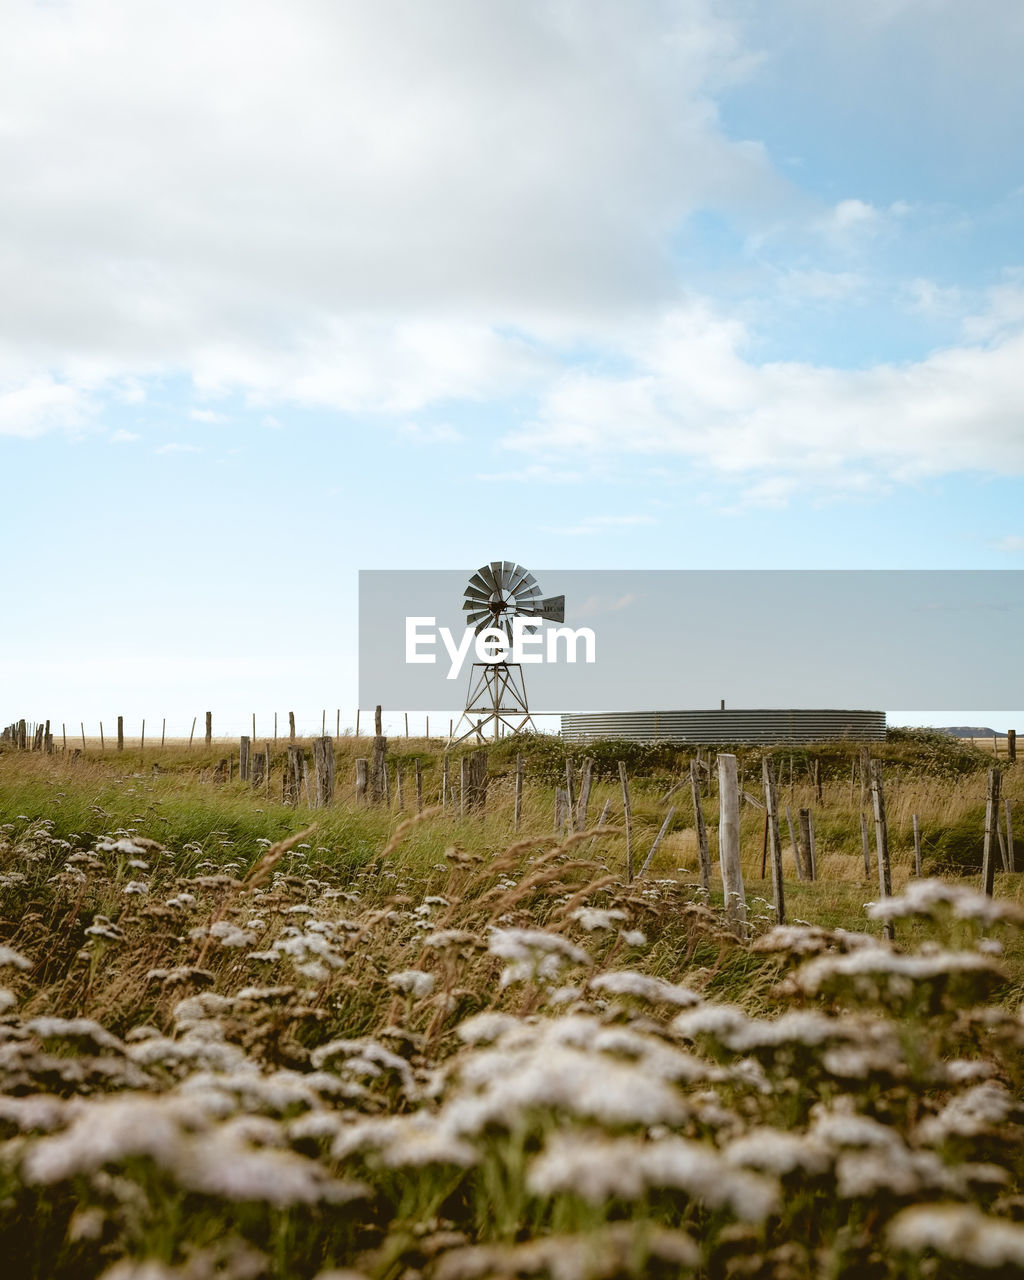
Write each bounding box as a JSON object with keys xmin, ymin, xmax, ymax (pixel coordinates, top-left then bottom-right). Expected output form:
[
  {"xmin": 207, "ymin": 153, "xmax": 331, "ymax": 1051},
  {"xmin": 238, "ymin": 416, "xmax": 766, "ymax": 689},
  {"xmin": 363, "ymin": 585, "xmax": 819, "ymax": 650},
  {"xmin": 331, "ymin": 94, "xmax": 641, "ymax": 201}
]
[{"xmin": 450, "ymin": 561, "xmax": 564, "ymax": 744}]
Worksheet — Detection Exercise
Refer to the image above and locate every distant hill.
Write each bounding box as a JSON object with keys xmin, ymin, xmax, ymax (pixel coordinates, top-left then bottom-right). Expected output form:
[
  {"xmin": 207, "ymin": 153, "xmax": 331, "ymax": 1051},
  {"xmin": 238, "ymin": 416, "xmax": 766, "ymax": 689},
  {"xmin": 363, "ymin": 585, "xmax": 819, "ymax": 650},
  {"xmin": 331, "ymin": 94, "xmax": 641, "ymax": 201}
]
[{"xmin": 938, "ymin": 726, "xmax": 999, "ymax": 739}]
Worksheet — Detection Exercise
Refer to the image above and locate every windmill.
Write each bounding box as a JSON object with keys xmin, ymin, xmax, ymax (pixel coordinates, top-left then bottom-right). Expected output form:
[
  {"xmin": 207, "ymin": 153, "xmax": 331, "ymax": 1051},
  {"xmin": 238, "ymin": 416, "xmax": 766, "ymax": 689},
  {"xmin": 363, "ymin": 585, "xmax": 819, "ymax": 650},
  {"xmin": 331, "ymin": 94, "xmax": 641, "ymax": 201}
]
[{"xmin": 450, "ymin": 561, "xmax": 564, "ymax": 744}]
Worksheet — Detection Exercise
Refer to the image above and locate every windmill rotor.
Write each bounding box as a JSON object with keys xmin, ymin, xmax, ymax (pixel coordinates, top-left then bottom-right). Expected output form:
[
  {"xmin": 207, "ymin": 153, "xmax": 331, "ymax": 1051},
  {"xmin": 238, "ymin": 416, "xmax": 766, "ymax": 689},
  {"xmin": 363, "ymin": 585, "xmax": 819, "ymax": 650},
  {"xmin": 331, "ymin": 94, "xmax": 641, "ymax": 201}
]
[{"xmin": 461, "ymin": 561, "xmax": 564, "ymax": 647}]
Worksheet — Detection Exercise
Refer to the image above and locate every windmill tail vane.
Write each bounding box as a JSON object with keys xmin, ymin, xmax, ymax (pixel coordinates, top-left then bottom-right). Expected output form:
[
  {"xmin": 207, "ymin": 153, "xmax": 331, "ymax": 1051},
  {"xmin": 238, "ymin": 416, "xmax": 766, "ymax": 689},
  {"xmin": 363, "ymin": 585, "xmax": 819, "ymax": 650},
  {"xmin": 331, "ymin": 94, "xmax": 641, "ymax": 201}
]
[{"xmin": 450, "ymin": 561, "xmax": 563, "ymax": 745}]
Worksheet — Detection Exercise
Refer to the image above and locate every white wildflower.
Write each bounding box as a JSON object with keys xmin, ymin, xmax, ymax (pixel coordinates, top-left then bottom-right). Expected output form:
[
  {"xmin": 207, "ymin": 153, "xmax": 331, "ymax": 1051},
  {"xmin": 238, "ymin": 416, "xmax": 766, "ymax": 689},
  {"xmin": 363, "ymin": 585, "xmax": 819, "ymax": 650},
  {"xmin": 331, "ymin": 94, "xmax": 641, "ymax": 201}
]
[
  {"xmin": 209, "ymin": 921, "xmax": 255, "ymax": 948},
  {"xmin": 527, "ymin": 1131, "xmax": 778, "ymax": 1219},
  {"xmin": 725, "ymin": 1128, "xmax": 832, "ymax": 1176},
  {"xmin": 455, "ymin": 1012, "xmax": 521, "ymax": 1044},
  {"xmin": 0, "ymin": 946, "xmax": 32, "ymax": 970},
  {"xmin": 919, "ymin": 1082, "xmax": 1015, "ymax": 1143},
  {"xmin": 570, "ymin": 907, "xmax": 627, "ymax": 932},
  {"xmin": 331, "ymin": 1113, "xmax": 477, "ymax": 1168},
  {"xmin": 0, "ymin": 988, "xmax": 15, "ymax": 1013},
  {"xmin": 487, "ymin": 927, "xmax": 591, "ymax": 967},
  {"xmin": 867, "ymin": 879, "xmax": 1024, "ymax": 927},
  {"xmin": 387, "ymin": 969, "xmax": 435, "ymax": 998},
  {"xmin": 888, "ymin": 1204, "xmax": 1024, "ymax": 1268},
  {"xmin": 123, "ymin": 880, "xmax": 149, "ymax": 895},
  {"xmin": 589, "ymin": 971, "xmax": 699, "ymax": 1008},
  {"xmin": 423, "ymin": 929, "xmax": 480, "ymax": 950},
  {"xmin": 620, "ymin": 929, "xmax": 648, "ymax": 947}
]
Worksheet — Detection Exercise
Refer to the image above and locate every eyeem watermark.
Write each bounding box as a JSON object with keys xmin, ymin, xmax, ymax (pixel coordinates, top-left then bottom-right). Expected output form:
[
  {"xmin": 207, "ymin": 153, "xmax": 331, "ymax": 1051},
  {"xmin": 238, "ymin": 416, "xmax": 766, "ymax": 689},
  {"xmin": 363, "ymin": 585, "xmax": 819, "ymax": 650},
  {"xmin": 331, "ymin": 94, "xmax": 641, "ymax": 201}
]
[{"xmin": 406, "ymin": 616, "xmax": 597, "ymax": 680}]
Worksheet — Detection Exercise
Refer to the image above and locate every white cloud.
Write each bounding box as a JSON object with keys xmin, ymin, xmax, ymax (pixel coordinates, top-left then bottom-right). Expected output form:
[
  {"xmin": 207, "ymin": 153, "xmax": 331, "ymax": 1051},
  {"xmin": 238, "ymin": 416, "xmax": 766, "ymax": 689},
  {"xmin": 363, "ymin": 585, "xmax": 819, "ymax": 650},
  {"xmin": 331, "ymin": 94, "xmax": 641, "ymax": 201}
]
[
  {"xmin": 0, "ymin": 0, "xmax": 780, "ymax": 432},
  {"xmin": 505, "ymin": 301, "xmax": 1024, "ymax": 490},
  {"xmin": 992, "ymin": 535, "xmax": 1024, "ymax": 553}
]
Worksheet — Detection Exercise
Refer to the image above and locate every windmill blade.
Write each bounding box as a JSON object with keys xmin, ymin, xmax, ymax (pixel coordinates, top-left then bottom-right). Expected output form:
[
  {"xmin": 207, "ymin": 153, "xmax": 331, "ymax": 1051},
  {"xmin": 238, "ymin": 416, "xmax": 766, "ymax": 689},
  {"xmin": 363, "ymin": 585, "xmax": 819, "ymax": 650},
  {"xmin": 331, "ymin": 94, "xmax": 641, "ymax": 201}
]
[
  {"xmin": 465, "ymin": 608, "xmax": 491, "ymax": 626},
  {"xmin": 517, "ymin": 595, "xmax": 565, "ymax": 623},
  {"xmin": 468, "ymin": 572, "xmax": 491, "ymax": 595},
  {"xmin": 507, "ymin": 566, "xmax": 537, "ymax": 596},
  {"xmin": 475, "ymin": 564, "xmax": 500, "ymax": 592},
  {"xmin": 463, "ymin": 586, "xmax": 492, "ymax": 606},
  {"xmin": 488, "ymin": 561, "xmax": 506, "ymax": 588}
]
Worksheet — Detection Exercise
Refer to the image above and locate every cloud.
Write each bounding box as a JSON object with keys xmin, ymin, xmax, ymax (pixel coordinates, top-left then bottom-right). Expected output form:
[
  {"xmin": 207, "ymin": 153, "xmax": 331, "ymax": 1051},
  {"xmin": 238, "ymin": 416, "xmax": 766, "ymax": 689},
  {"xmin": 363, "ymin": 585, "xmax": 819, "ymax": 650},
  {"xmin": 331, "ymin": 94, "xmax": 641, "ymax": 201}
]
[
  {"xmin": 504, "ymin": 300, "xmax": 1024, "ymax": 490},
  {"xmin": 0, "ymin": 0, "xmax": 782, "ymax": 432},
  {"xmin": 992, "ymin": 535, "xmax": 1024, "ymax": 553}
]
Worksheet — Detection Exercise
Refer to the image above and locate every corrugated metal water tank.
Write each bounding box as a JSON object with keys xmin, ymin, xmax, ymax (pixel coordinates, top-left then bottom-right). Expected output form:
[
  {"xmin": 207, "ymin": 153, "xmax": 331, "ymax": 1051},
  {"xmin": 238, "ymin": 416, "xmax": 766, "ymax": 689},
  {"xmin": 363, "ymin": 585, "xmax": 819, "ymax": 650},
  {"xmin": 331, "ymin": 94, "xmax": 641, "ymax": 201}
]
[{"xmin": 560, "ymin": 709, "xmax": 886, "ymax": 745}]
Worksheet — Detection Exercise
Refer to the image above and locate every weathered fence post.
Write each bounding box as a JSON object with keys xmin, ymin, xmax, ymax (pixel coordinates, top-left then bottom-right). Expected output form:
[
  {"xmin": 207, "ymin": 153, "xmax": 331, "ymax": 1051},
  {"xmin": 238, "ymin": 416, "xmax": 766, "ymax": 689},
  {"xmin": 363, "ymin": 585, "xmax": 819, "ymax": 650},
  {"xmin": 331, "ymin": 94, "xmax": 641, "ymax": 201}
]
[
  {"xmin": 18, "ymin": 719, "xmax": 26, "ymax": 750},
  {"xmin": 912, "ymin": 813, "xmax": 922, "ymax": 877},
  {"xmin": 1005, "ymin": 798, "xmax": 1015, "ymax": 873},
  {"xmin": 415, "ymin": 759, "xmax": 424, "ymax": 813},
  {"xmin": 80, "ymin": 723, "xmax": 86, "ymax": 752},
  {"xmin": 239, "ymin": 736, "xmax": 251, "ymax": 782},
  {"xmin": 313, "ymin": 736, "xmax": 335, "ymax": 807},
  {"xmin": 514, "ymin": 754, "xmax": 524, "ymax": 832},
  {"xmin": 618, "ymin": 761, "xmax": 634, "ymax": 883},
  {"xmin": 288, "ymin": 711, "xmax": 296, "ymax": 742},
  {"xmin": 99, "ymin": 722, "xmax": 104, "ymax": 752},
  {"xmin": 763, "ymin": 756, "xmax": 785, "ymax": 924},
  {"xmin": 639, "ymin": 807, "xmax": 676, "ymax": 878},
  {"xmin": 859, "ymin": 746, "xmax": 871, "ymax": 809},
  {"xmin": 161, "ymin": 718, "xmax": 166, "ymax": 749},
  {"xmin": 798, "ymin": 809, "xmax": 814, "ymax": 882},
  {"xmin": 285, "ymin": 744, "xmax": 303, "ymax": 805},
  {"xmin": 355, "ymin": 758, "xmax": 369, "ymax": 805},
  {"xmin": 375, "ymin": 705, "xmax": 383, "ymax": 736},
  {"xmin": 870, "ymin": 761, "xmax": 895, "ymax": 939},
  {"xmin": 441, "ymin": 754, "xmax": 450, "ymax": 810},
  {"xmin": 813, "ymin": 758, "xmax": 822, "ymax": 802},
  {"xmin": 785, "ymin": 805, "xmax": 803, "ymax": 879},
  {"xmin": 690, "ymin": 760, "xmax": 711, "ymax": 893},
  {"xmin": 564, "ymin": 758, "xmax": 577, "ymax": 834},
  {"xmin": 117, "ymin": 715, "xmax": 124, "ymax": 751},
  {"xmin": 459, "ymin": 756, "xmax": 469, "ymax": 817},
  {"xmin": 982, "ymin": 768, "xmax": 1002, "ymax": 896},
  {"xmin": 205, "ymin": 711, "xmax": 212, "ymax": 747},
  {"xmin": 468, "ymin": 749, "xmax": 488, "ymax": 814},
  {"xmin": 188, "ymin": 717, "xmax": 196, "ymax": 749},
  {"xmin": 395, "ymin": 763, "xmax": 404, "ymax": 810},
  {"xmin": 1008, "ymin": 729, "xmax": 1017, "ymax": 763},
  {"xmin": 251, "ymin": 749, "xmax": 266, "ymax": 790},
  {"xmin": 576, "ymin": 757, "xmax": 594, "ymax": 831},
  {"xmin": 717, "ymin": 753, "xmax": 746, "ymax": 930},
  {"xmin": 370, "ymin": 734, "xmax": 387, "ymax": 805},
  {"xmin": 860, "ymin": 810, "xmax": 872, "ymax": 879}
]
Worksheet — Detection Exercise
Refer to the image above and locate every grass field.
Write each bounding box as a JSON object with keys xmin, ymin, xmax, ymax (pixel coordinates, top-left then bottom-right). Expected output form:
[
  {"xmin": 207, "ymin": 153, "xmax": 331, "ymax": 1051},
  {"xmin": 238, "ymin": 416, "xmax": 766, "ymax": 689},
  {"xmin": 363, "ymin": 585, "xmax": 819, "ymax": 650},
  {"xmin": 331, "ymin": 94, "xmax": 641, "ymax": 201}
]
[{"xmin": 1, "ymin": 732, "xmax": 1023, "ymax": 1278}]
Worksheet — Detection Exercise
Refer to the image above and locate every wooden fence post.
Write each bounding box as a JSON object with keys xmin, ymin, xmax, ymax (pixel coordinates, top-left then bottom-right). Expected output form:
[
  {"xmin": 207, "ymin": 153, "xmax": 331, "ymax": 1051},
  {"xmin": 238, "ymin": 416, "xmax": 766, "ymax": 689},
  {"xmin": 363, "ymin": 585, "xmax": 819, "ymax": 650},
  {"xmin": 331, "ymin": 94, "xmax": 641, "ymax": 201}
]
[
  {"xmin": 117, "ymin": 715, "xmax": 124, "ymax": 751},
  {"xmin": 1005, "ymin": 798, "xmax": 1015, "ymax": 873},
  {"xmin": 813, "ymin": 758, "xmax": 822, "ymax": 802},
  {"xmin": 161, "ymin": 718, "xmax": 166, "ymax": 749},
  {"xmin": 860, "ymin": 810, "xmax": 871, "ymax": 879},
  {"xmin": 251, "ymin": 749, "xmax": 266, "ymax": 790},
  {"xmin": 205, "ymin": 711, "xmax": 212, "ymax": 747},
  {"xmin": 239, "ymin": 736, "xmax": 251, "ymax": 782},
  {"xmin": 576, "ymin": 757, "xmax": 594, "ymax": 831},
  {"xmin": 982, "ymin": 768, "xmax": 1002, "ymax": 896},
  {"xmin": 514, "ymin": 754, "xmax": 524, "ymax": 832},
  {"xmin": 355, "ymin": 709, "xmax": 360, "ymax": 737},
  {"xmin": 564, "ymin": 758, "xmax": 577, "ymax": 834},
  {"xmin": 717, "ymin": 753, "xmax": 746, "ymax": 929},
  {"xmin": 289, "ymin": 711, "xmax": 296, "ymax": 742},
  {"xmin": 870, "ymin": 761, "xmax": 895, "ymax": 939},
  {"xmin": 468, "ymin": 749, "xmax": 488, "ymax": 813},
  {"xmin": 99, "ymin": 722, "xmax": 104, "ymax": 752},
  {"xmin": 459, "ymin": 756, "xmax": 469, "ymax": 818},
  {"xmin": 415, "ymin": 759, "xmax": 424, "ymax": 813},
  {"xmin": 798, "ymin": 809, "xmax": 814, "ymax": 882},
  {"xmin": 912, "ymin": 813, "xmax": 922, "ymax": 876},
  {"xmin": 355, "ymin": 758, "xmax": 369, "ymax": 805},
  {"xmin": 396, "ymin": 763, "xmax": 404, "ymax": 810},
  {"xmin": 441, "ymin": 754, "xmax": 450, "ymax": 810},
  {"xmin": 784, "ymin": 805, "xmax": 803, "ymax": 879},
  {"xmin": 313, "ymin": 737, "xmax": 335, "ymax": 807},
  {"xmin": 859, "ymin": 746, "xmax": 871, "ymax": 809},
  {"xmin": 690, "ymin": 761, "xmax": 710, "ymax": 892},
  {"xmin": 375, "ymin": 705, "xmax": 383, "ymax": 736},
  {"xmin": 370, "ymin": 735, "xmax": 387, "ymax": 805},
  {"xmin": 639, "ymin": 807, "xmax": 676, "ymax": 878},
  {"xmin": 618, "ymin": 761, "xmax": 634, "ymax": 883},
  {"xmin": 285, "ymin": 745, "xmax": 303, "ymax": 805},
  {"xmin": 762, "ymin": 756, "xmax": 785, "ymax": 924},
  {"xmin": 80, "ymin": 723, "xmax": 86, "ymax": 752},
  {"xmin": 1008, "ymin": 729, "xmax": 1016, "ymax": 763},
  {"xmin": 188, "ymin": 717, "xmax": 196, "ymax": 749}
]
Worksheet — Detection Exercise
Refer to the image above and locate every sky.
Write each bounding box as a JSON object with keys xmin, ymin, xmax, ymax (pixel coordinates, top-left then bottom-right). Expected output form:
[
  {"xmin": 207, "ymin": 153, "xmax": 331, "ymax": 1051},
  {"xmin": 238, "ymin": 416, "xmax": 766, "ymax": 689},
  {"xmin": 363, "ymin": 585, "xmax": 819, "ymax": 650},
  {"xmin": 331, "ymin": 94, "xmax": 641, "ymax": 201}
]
[{"xmin": 2, "ymin": 0, "xmax": 1022, "ymax": 737}]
